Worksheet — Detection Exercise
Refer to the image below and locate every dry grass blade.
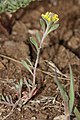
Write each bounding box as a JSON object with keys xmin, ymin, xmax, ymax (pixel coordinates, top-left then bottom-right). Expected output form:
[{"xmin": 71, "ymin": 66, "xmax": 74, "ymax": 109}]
[{"xmin": 45, "ymin": 60, "xmax": 68, "ymax": 78}]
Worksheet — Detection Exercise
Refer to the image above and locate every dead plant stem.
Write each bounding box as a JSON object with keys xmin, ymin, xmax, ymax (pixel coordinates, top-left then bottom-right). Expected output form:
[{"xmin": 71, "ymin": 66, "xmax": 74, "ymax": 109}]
[
  {"xmin": 64, "ymin": 101, "xmax": 70, "ymax": 120},
  {"xmin": 0, "ymin": 54, "xmax": 21, "ymax": 64},
  {"xmin": 2, "ymin": 98, "xmax": 21, "ymax": 120}
]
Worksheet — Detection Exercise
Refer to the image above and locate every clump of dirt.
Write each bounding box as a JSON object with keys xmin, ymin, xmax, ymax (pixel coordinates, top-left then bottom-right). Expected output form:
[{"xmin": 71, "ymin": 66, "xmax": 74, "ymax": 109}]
[{"xmin": 0, "ymin": 0, "xmax": 80, "ymax": 120}]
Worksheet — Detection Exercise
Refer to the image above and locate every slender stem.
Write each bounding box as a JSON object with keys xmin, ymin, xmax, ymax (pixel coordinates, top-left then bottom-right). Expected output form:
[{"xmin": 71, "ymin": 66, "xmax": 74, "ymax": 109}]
[{"xmin": 33, "ymin": 25, "xmax": 49, "ymax": 86}]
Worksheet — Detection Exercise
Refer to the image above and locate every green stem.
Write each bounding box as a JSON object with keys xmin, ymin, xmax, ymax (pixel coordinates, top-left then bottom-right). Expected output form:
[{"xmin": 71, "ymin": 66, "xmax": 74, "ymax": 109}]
[{"xmin": 33, "ymin": 25, "xmax": 49, "ymax": 86}]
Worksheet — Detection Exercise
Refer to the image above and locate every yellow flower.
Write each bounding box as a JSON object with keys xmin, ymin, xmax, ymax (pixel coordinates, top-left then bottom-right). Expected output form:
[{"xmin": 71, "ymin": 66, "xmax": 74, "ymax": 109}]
[{"xmin": 41, "ymin": 12, "xmax": 59, "ymax": 23}]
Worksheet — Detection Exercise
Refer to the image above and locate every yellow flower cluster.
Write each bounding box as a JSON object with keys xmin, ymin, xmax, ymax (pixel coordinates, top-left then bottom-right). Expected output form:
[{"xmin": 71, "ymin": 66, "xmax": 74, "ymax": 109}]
[{"xmin": 41, "ymin": 12, "xmax": 59, "ymax": 23}]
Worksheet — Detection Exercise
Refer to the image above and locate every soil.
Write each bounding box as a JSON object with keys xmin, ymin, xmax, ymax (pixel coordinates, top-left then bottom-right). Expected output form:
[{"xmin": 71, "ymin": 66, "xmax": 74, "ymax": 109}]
[{"xmin": 0, "ymin": 0, "xmax": 80, "ymax": 120}]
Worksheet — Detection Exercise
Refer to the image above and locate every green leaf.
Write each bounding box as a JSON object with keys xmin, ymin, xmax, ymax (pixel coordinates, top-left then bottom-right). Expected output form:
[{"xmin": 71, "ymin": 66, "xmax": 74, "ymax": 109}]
[
  {"xmin": 48, "ymin": 24, "xmax": 59, "ymax": 34},
  {"xmin": 55, "ymin": 77, "xmax": 68, "ymax": 102},
  {"xmin": 36, "ymin": 31, "xmax": 41, "ymax": 42},
  {"xmin": 6, "ymin": 96, "xmax": 10, "ymax": 102},
  {"xmin": 26, "ymin": 58, "xmax": 33, "ymax": 67},
  {"xmin": 19, "ymin": 79, "xmax": 23, "ymax": 88},
  {"xmin": 47, "ymin": 61, "xmax": 68, "ymax": 102},
  {"xmin": 21, "ymin": 60, "xmax": 33, "ymax": 75},
  {"xmin": 9, "ymin": 95, "xmax": 13, "ymax": 104},
  {"xmin": 24, "ymin": 78, "xmax": 30, "ymax": 92},
  {"xmin": 24, "ymin": 78, "xmax": 29, "ymax": 88},
  {"xmin": 1, "ymin": 95, "xmax": 5, "ymax": 101},
  {"xmin": 30, "ymin": 37, "xmax": 38, "ymax": 51},
  {"xmin": 0, "ymin": 94, "xmax": 2, "ymax": 100},
  {"xmin": 74, "ymin": 107, "xmax": 80, "ymax": 120},
  {"xmin": 0, "ymin": 0, "xmax": 33, "ymax": 13},
  {"xmin": 15, "ymin": 80, "xmax": 23, "ymax": 98},
  {"xmin": 15, "ymin": 84, "xmax": 19, "ymax": 90},
  {"xmin": 40, "ymin": 18, "xmax": 45, "ymax": 32},
  {"xmin": 69, "ymin": 64, "xmax": 74, "ymax": 114}
]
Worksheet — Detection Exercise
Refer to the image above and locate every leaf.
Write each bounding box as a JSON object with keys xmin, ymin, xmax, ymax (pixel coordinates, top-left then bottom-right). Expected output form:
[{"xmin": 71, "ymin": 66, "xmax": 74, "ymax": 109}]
[
  {"xmin": 19, "ymin": 79, "xmax": 23, "ymax": 88},
  {"xmin": 1, "ymin": 95, "xmax": 5, "ymax": 101},
  {"xmin": 0, "ymin": 94, "xmax": 2, "ymax": 100},
  {"xmin": 24, "ymin": 78, "xmax": 30, "ymax": 92},
  {"xmin": 28, "ymin": 79, "xmax": 33, "ymax": 85},
  {"xmin": 40, "ymin": 18, "xmax": 45, "ymax": 32},
  {"xmin": 56, "ymin": 80, "xmax": 68, "ymax": 102},
  {"xmin": 30, "ymin": 37, "xmax": 38, "ymax": 51},
  {"xmin": 24, "ymin": 78, "xmax": 29, "ymax": 87},
  {"xmin": 26, "ymin": 58, "xmax": 33, "ymax": 67},
  {"xmin": 55, "ymin": 77, "xmax": 68, "ymax": 102},
  {"xmin": 47, "ymin": 61, "xmax": 68, "ymax": 102},
  {"xmin": 15, "ymin": 80, "xmax": 22, "ymax": 98},
  {"xmin": 36, "ymin": 31, "xmax": 41, "ymax": 42},
  {"xmin": 5, "ymin": 96, "xmax": 10, "ymax": 102},
  {"xmin": 0, "ymin": 0, "xmax": 33, "ymax": 13},
  {"xmin": 69, "ymin": 64, "xmax": 74, "ymax": 114},
  {"xmin": 9, "ymin": 95, "xmax": 13, "ymax": 104},
  {"xmin": 21, "ymin": 60, "xmax": 33, "ymax": 75},
  {"xmin": 15, "ymin": 84, "xmax": 19, "ymax": 90},
  {"xmin": 48, "ymin": 24, "xmax": 59, "ymax": 34},
  {"xmin": 74, "ymin": 107, "xmax": 80, "ymax": 120}
]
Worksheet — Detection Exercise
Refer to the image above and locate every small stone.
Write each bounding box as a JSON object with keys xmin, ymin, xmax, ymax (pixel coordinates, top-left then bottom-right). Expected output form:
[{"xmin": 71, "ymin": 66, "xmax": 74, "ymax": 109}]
[
  {"xmin": 0, "ymin": 62, "xmax": 5, "ymax": 70},
  {"xmin": 54, "ymin": 46, "xmax": 80, "ymax": 69},
  {"xmin": 63, "ymin": 30, "xmax": 73, "ymax": 41},
  {"xmin": 11, "ymin": 21, "xmax": 28, "ymax": 41},
  {"xmin": 0, "ymin": 112, "xmax": 2, "ymax": 116},
  {"xmin": 50, "ymin": 0, "xmax": 58, "ymax": 6},
  {"xmin": 17, "ymin": 108, "xmax": 21, "ymax": 111},
  {"xmin": 31, "ymin": 116, "xmax": 37, "ymax": 120},
  {"xmin": 68, "ymin": 36, "xmax": 80, "ymax": 49},
  {"xmin": 2, "ymin": 59, "xmax": 8, "ymax": 65},
  {"xmin": 53, "ymin": 115, "xmax": 65, "ymax": 120}
]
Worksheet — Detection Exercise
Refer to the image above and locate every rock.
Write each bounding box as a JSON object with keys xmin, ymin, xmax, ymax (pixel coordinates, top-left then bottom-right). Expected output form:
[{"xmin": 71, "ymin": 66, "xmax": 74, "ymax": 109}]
[
  {"xmin": 1, "ymin": 59, "xmax": 8, "ymax": 65},
  {"xmin": 3, "ymin": 41, "xmax": 30, "ymax": 59},
  {"xmin": 0, "ymin": 62, "xmax": 5, "ymax": 70},
  {"xmin": 0, "ymin": 22, "xmax": 9, "ymax": 38},
  {"xmin": 54, "ymin": 46, "xmax": 80, "ymax": 69},
  {"xmin": 0, "ymin": 23, "xmax": 9, "ymax": 42},
  {"xmin": 53, "ymin": 115, "xmax": 65, "ymax": 120},
  {"xmin": 50, "ymin": 0, "xmax": 58, "ymax": 6},
  {"xmin": 63, "ymin": 30, "xmax": 73, "ymax": 41},
  {"xmin": 68, "ymin": 36, "xmax": 80, "ymax": 49},
  {"xmin": 31, "ymin": 116, "xmax": 37, "ymax": 120},
  {"xmin": 11, "ymin": 21, "xmax": 28, "ymax": 41}
]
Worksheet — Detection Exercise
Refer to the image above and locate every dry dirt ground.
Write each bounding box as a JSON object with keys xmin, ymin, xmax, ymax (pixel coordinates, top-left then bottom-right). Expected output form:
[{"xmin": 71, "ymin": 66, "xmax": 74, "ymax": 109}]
[{"xmin": 0, "ymin": 0, "xmax": 80, "ymax": 120}]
